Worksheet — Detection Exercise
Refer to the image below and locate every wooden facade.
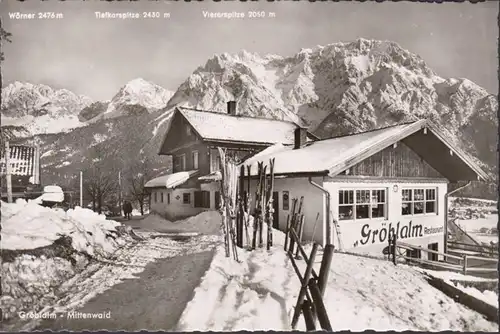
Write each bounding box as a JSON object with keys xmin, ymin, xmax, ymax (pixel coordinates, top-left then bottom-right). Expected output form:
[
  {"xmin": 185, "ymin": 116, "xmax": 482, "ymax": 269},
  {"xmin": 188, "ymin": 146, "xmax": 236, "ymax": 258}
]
[
  {"xmin": 161, "ymin": 111, "xmax": 268, "ymax": 189},
  {"xmin": 339, "ymin": 141, "xmax": 444, "ymax": 179}
]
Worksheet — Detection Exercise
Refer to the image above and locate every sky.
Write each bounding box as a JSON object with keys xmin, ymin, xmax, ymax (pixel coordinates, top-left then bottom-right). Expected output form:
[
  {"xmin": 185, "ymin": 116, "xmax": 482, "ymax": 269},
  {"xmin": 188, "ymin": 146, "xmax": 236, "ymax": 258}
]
[{"xmin": 1, "ymin": 0, "xmax": 498, "ymax": 101}]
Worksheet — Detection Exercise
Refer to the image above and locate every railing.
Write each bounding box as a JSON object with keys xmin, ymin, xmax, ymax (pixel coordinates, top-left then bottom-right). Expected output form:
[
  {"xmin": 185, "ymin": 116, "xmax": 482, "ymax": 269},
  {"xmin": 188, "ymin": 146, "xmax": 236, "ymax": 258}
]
[
  {"xmin": 285, "ymin": 196, "xmax": 334, "ymax": 331},
  {"xmin": 447, "ymin": 240, "xmax": 498, "ymax": 258},
  {"xmin": 388, "ymin": 236, "xmax": 498, "ymax": 276}
]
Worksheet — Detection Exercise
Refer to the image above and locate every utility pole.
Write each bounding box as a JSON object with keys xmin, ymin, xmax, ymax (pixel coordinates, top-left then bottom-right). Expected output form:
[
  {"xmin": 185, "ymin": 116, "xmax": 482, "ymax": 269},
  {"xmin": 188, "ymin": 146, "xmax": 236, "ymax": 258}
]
[
  {"xmin": 118, "ymin": 170, "xmax": 123, "ymax": 216},
  {"xmin": 79, "ymin": 171, "xmax": 83, "ymax": 207},
  {"xmin": 5, "ymin": 141, "xmax": 13, "ymax": 203}
]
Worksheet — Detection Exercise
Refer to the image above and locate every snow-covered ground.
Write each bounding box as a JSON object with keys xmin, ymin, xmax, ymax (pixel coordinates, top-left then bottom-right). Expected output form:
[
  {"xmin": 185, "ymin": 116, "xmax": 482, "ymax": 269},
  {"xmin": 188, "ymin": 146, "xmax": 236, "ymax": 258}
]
[
  {"xmin": 1, "ymin": 201, "xmax": 222, "ymax": 331},
  {"xmin": 128, "ymin": 211, "xmax": 222, "ymax": 235},
  {"xmin": 454, "ymin": 283, "xmax": 498, "ymax": 309},
  {"xmin": 455, "ymin": 215, "xmax": 498, "ymax": 232},
  {"xmin": 131, "ymin": 208, "xmax": 149, "ymax": 216},
  {"xmin": 1, "ymin": 200, "xmax": 132, "ymax": 324},
  {"xmin": 413, "ymin": 268, "xmax": 498, "ymax": 283},
  {"xmin": 178, "ymin": 225, "xmax": 498, "ymax": 331},
  {"xmin": 413, "ymin": 268, "xmax": 498, "ymax": 308}
]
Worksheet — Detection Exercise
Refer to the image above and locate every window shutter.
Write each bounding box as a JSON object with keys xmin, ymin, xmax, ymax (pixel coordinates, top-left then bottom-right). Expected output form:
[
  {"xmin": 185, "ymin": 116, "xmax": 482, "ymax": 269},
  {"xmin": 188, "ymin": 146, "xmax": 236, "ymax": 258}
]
[
  {"xmin": 202, "ymin": 191, "xmax": 211, "ymax": 208},
  {"xmin": 215, "ymin": 191, "xmax": 220, "ymax": 210},
  {"xmin": 192, "ymin": 151, "xmax": 199, "ymax": 169}
]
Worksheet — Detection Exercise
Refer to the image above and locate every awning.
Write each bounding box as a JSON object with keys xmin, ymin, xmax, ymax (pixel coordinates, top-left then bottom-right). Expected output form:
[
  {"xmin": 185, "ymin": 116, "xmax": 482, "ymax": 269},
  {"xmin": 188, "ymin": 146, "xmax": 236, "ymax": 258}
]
[
  {"xmin": 144, "ymin": 170, "xmax": 198, "ymax": 189},
  {"xmin": 198, "ymin": 171, "xmax": 222, "ymax": 182}
]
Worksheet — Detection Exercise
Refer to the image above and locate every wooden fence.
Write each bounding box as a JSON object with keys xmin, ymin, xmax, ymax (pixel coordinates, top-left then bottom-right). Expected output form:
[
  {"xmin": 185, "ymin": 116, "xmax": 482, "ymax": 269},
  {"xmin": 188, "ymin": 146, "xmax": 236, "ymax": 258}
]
[
  {"xmin": 447, "ymin": 240, "xmax": 498, "ymax": 258},
  {"xmin": 388, "ymin": 235, "xmax": 498, "ymax": 277},
  {"xmin": 285, "ymin": 196, "xmax": 334, "ymax": 331}
]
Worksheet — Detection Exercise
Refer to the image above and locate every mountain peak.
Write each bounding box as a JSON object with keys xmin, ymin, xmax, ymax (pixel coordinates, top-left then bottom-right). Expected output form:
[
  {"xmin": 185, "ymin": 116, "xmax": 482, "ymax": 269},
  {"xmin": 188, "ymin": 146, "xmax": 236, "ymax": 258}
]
[
  {"xmin": 1, "ymin": 81, "xmax": 93, "ymax": 135},
  {"xmin": 124, "ymin": 77, "xmax": 152, "ymax": 87},
  {"xmin": 99, "ymin": 78, "xmax": 174, "ymax": 120}
]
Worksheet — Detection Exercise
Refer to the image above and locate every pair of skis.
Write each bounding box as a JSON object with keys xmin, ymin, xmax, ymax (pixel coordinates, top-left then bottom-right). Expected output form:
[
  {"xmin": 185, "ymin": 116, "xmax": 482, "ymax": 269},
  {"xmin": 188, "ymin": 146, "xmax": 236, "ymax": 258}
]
[
  {"xmin": 218, "ymin": 147, "xmax": 239, "ymax": 262},
  {"xmin": 251, "ymin": 158, "xmax": 275, "ymax": 250}
]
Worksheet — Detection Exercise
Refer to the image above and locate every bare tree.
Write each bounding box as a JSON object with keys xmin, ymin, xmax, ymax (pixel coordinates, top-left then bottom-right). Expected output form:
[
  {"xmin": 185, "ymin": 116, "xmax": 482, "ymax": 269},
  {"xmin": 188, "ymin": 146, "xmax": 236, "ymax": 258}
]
[
  {"xmin": 126, "ymin": 157, "xmax": 152, "ymax": 215},
  {"xmin": 83, "ymin": 167, "xmax": 117, "ymax": 214},
  {"xmin": 0, "ymin": 26, "xmax": 12, "ymax": 63},
  {"xmin": 83, "ymin": 145, "xmax": 118, "ymax": 213}
]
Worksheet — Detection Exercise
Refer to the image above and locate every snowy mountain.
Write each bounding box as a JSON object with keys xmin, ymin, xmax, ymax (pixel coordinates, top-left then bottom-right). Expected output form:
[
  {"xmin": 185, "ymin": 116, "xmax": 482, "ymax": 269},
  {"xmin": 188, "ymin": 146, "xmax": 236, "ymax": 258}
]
[
  {"xmin": 8, "ymin": 39, "xmax": 497, "ymax": 199},
  {"xmin": 1, "ymin": 78, "xmax": 175, "ymax": 136},
  {"xmin": 1, "ymin": 81, "xmax": 93, "ymax": 135},
  {"xmin": 92, "ymin": 78, "xmax": 175, "ymax": 121},
  {"xmin": 166, "ymin": 39, "xmax": 497, "ymax": 171}
]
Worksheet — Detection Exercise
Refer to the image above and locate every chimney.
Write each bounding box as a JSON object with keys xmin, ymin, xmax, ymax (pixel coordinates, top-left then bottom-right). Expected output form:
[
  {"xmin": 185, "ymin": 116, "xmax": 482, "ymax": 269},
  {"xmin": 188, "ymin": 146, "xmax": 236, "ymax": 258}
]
[
  {"xmin": 294, "ymin": 127, "xmax": 307, "ymax": 149},
  {"xmin": 227, "ymin": 101, "xmax": 237, "ymax": 116}
]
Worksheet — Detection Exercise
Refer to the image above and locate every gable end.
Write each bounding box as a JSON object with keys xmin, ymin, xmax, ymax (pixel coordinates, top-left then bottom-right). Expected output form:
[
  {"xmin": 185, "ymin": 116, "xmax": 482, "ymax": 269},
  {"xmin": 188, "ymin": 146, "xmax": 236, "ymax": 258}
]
[
  {"xmin": 339, "ymin": 141, "xmax": 444, "ymax": 179},
  {"xmin": 159, "ymin": 110, "xmax": 202, "ymax": 155}
]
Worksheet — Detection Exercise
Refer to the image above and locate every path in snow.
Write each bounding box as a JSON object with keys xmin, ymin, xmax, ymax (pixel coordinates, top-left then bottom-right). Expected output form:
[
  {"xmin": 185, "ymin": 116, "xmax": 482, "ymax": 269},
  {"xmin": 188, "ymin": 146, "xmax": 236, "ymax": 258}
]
[
  {"xmin": 33, "ymin": 213, "xmax": 221, "ymax": 331},
  {"xmin": 37, "ymin": 249, "xmax": 215, "ymax": 331}
]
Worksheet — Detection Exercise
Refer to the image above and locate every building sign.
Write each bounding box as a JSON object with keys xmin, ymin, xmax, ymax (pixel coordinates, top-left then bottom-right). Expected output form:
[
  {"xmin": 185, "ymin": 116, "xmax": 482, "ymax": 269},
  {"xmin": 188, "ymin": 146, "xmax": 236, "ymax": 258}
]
[
  {"xmin": 282, "ymin": 191, "xmax": 289, "ymax": 210},
  {"xmin": 359, "ymin": 221, "xmax": 444, "ymax": 246},
  {"xmin": 339, "ymin": 215, "xmax": 445, "ymax": 249}
]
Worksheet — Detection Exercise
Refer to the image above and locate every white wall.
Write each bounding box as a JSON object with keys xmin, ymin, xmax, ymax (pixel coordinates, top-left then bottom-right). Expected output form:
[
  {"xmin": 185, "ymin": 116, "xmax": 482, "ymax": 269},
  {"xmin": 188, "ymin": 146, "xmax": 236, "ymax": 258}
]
[
  {"xmin": 149, "ymin": 187, "xmax": 206, "ymax": 220},
  {"xmin": 324, "ymin": 179, "xmax": 448, "ymax": 257},
  {"xmin": 247, "ymin": 177, "xmax": 326, "ymax": 245}
]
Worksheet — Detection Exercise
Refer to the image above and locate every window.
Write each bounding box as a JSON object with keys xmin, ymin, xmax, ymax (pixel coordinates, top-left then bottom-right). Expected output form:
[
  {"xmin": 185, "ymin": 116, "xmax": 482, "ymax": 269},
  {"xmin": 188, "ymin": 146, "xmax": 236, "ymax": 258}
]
[
  {"xmin": 154, "ymin": 191, "xmax": 158, "ymax": 203},
  {"xmin": 160, "ymin": 192, "xmax": 164, "ymax": 203},
  {"xmin": 194, "ymin": 190, "xmax": 211, "ymax": 208},
  {"xmin": 186, "ymin": 126, "xmax": 192, "ymax": 136},
  {"xmin": 283, "ymin": 191, "xmax": 290, "ymax": 210},
  {"xmin": 167, "ymin": 193, "xmax": 170, "ymax": 205},
  {"xmin": 192, "ymin": 151, "xmax": 199, "ymax": 169},
  {"xmin": 338, "ymin": 189, "xmax": 386, "ymax": 221},
  {"xmin": 174, "ymin": 154, "xmax": 187, "ymax": 171},
  {"xmin": 183, "ymin": 192, "xmax": 191, "ymax": 204},
  {"xmin": 210, "ymin": 149, "xmax": 221, "ymax": 172},
  {"xmin": 402, "ymin": 188, "xmax": 437, "ymax": 216}
]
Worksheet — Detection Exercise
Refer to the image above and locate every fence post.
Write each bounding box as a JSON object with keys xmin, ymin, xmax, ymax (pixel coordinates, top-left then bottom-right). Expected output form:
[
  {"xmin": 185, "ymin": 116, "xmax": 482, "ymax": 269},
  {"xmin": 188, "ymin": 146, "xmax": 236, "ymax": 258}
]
[
  {"xmin": 301, "ymin": 301, "xmax": 316, "ymax": 331},
  {"xmin": 462, "ymin": 255, "xmax": 468, "ymax": 275},
  {"xmin": 317, "ymin": 243, "xmax": 334, "ymax": 296},
  {"xmin": 308, "ymin": 279, "xmax": 333, "ymax": 331},
  {"xmin": 291, "ymin": 243, "xmax": 319, "ymax": 329},
  {"xmin": 5, "ymin": 141, "xmax": 13, "ymax": 203},
  {"xmin": 392, "ymin": 233, "xmax": 397, "ymax": 265},
  {"xmin": 388, "ymin": 233, "xmax": 392, "ymax": 262}
]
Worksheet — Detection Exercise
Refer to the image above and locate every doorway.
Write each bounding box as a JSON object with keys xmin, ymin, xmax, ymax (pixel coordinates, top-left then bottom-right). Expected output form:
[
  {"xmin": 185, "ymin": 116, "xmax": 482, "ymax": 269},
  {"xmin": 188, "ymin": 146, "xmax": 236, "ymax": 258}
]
[{"xmin": 272, "ymin": 191, "xmax": 279, "ymax": 229}]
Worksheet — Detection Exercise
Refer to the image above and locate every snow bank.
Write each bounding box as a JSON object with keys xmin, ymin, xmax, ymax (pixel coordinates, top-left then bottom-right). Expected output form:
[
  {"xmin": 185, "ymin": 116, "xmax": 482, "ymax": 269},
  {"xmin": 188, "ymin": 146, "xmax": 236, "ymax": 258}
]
[
  {"xmin": 415, "ymin": 268, "xmax": 498, "ymax": 309},
  {"xmin": 0, "ymin": 199, "xmax": 132, "ymax": 322},
  {"xmin": 414, "ymin": 268, "xmax": 498, "ymax": 283},
  {"xmin": 178, "ymin": 226, "xmax": 497, "ymax": 331},
  {"xmin": 453, "ymin": 283, "xmax": 499, "ymax": 309},
  {"xmin": 133, "ymin": 211, "xmax": 222, "ymax": 235},
  {"xmin": 1, "ymin": 199, "xmax": 124, "ymax": 256}
]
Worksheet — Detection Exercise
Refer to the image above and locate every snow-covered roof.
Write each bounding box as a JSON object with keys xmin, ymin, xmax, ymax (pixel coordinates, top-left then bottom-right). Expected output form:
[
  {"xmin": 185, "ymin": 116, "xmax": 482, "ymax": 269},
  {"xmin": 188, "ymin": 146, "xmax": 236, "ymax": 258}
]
[
  {"xmin": 0, "ymin": 145, "xmax": 37, "ymax": 176},
  {"xmin": 198, "ymin": 171, "xmax": 222, "ymax": 182},
  {"xmin": 241, "ymin": 120, "xmax": 489, "ymax": 182},
  {"xmin": 178, "ymin": 107, "xmax": 315, "ymax": 145},
  {"xmin": 145, "ymin": 170, "xmax": 198, "ymax": 188}
]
